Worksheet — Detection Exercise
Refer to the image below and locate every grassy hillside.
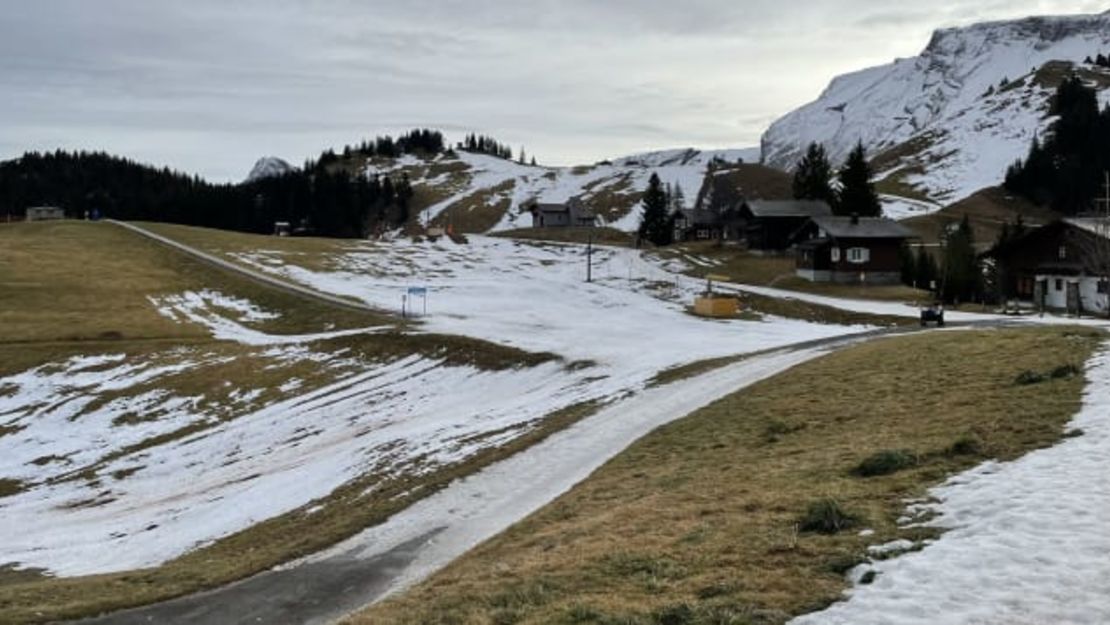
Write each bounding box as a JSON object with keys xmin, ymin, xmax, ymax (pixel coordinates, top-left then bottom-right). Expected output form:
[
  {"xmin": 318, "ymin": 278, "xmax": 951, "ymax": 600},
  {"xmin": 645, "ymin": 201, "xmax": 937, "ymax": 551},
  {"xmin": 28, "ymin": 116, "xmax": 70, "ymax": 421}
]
[
  {"xmin": 0, "ymin": 221, "xmax": 386, "ymax": 374},
  {"xmin": 354, "ymin": 326, "xmax": 1101, "ymax": 624},
  {"xmin": 902, "ymin": 186, "xmax": 1058, "ymax": 249},
  {"xmin": 0, "ymin": 221, "xmax": 596, "ymax": 624}
]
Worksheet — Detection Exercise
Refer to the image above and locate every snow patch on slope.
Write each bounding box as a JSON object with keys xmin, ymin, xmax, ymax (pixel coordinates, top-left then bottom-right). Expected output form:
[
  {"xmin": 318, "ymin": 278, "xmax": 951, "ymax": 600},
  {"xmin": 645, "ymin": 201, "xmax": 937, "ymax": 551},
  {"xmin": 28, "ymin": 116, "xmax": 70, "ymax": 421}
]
[
  {"xmin": 762, "ymin": 12, "xmax": 1110, "ymax": 203},
  {"xmin": 792, "ymin": 343, "xmax": 1110, "ymax": 625},
  {"xmin": 401, "ymin": 147, "xmax": 758, "ymax": 233}
]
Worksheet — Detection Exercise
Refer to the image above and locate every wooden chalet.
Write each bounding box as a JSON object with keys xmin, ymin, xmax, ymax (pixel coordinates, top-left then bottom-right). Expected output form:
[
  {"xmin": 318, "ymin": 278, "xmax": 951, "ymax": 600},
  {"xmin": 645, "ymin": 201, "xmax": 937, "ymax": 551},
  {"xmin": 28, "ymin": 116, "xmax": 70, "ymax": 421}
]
[
  {"xmin": 794, "ymin": 214, "xmax": 915, "ymax": 285},
  {"xmin": 737, "ymin": 200, "xmax": 832, "ymax": 251},
  {"xmin": 989, "ymin": 218, "xmax": 1110, "ymax": 315}
]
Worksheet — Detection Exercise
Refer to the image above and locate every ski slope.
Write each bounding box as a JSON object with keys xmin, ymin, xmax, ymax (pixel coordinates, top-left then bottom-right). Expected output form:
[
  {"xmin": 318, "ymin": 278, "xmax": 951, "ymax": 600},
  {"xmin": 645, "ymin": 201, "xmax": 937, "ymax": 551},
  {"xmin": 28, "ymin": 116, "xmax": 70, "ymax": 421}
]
[{"xmin": 0, "ymin": 233, "xmax": 858, "ymax": 577}]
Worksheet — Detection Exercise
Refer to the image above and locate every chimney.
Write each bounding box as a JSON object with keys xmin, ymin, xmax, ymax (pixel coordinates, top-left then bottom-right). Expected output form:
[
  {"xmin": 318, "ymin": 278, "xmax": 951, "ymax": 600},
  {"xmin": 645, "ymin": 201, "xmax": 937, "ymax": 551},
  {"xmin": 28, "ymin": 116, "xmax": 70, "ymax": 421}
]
[{"xmin": 850, "ymin": 212, "xmax": 859, "ymax": 225}]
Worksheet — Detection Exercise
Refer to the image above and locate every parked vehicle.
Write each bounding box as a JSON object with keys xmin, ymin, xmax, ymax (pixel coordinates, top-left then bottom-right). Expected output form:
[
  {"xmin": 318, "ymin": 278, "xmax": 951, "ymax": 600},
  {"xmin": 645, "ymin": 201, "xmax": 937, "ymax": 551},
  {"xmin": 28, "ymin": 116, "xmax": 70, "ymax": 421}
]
[{"xmin": 920, "ymin": 303, "xmax": 945, "ymax": 327}]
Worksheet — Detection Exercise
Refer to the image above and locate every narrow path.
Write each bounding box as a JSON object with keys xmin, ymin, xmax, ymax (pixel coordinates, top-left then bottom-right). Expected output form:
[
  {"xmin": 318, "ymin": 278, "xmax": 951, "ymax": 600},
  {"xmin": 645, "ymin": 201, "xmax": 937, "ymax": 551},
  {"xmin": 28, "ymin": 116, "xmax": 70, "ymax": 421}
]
[
  {"xmin": 75, "ymin": 329, "xmax": 917, "ymax": 625},
  {"xmin": 108, "ymin": 220, "xmax": 383, "ymax": 315}
]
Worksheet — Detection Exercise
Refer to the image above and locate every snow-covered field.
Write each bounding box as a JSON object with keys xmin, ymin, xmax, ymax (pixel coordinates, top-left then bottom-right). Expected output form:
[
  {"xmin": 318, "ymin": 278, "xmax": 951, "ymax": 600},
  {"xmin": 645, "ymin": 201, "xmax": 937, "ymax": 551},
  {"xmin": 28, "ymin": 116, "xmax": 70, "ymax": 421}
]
[
  {"xmin": 229, "ymin": 235, "xmax": 860, "ymax": 368},
  {"xmin": 793, "ymin": 343, "xmax": 1110, "ymax": 625},
  {"xmin": 0, "ymin": 234, "xmax": 861, "ymax": 578}
]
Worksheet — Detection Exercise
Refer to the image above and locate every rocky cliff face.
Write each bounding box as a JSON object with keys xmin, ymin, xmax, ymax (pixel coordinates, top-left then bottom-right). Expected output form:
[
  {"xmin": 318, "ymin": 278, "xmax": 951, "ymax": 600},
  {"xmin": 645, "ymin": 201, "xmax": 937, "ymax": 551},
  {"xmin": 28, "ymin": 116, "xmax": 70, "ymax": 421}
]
[{"xmin": 761, "ymin": 11, "xmax": 1110, "ymax": 204}]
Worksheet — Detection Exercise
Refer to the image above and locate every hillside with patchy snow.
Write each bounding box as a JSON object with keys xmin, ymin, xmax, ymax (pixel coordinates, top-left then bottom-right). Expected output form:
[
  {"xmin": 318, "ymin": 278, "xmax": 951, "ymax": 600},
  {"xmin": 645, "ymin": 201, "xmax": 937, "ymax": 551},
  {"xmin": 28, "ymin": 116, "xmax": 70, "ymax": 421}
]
[
  {"xmin": 353, "ymin": 147, "xmax": 759, "ymax": 233},
  {"xmin": 762, "ymin": 11, "xmax": 1110, "ymax": 205}
]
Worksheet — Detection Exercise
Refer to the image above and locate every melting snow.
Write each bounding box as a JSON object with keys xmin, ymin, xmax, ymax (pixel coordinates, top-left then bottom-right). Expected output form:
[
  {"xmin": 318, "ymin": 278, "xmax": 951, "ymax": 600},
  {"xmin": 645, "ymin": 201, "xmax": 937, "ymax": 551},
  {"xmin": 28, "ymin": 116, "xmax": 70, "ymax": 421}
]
[{"xmin": 792, "ymin": 344, "xmax": 1110, "ymax": 625}]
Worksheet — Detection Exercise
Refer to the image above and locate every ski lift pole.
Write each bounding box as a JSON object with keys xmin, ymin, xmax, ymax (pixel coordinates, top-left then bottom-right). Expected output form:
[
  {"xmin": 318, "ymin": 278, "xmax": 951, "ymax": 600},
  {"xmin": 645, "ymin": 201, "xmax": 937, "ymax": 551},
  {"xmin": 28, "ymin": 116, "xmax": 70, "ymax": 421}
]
[{"xmin": 586, "ymin": 233, "xmax": 593, "ymax": 283}]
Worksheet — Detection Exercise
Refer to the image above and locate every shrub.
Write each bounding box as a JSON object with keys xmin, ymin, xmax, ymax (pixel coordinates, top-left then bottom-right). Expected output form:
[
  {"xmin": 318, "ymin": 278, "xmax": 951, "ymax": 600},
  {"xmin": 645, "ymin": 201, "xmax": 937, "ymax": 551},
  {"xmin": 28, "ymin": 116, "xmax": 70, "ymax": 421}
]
[
  {"xmin": 946, "ymin": 434, "xmax": 982, "ymax": 456},
  {"xmin": 1014, "ymin": 370, "xmax": 1045, "ymax": 385},
  {"xmin": 798, "ymin": 498, "xmax": 861, "ymax": 534},
  {"xmin": 1050, "ymin": 364, "xmax": 1080, "ymax": 379},
  {"xmin": 853, "ymin": 450, "xmax": 917, "ymax": 477},
  {"xmin": 653, "ymin": 604, "xmax": 694, "ymax": 625}
]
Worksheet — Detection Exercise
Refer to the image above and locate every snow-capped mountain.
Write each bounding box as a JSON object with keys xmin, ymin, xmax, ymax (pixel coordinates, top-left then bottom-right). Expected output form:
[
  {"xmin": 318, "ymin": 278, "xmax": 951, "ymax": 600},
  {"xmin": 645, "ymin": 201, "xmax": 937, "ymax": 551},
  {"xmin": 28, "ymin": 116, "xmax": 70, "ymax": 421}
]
[
  {"xmin": 762, "ymin": 11, "xmax": 1110, "ymax": 204},
  {"xmin": 359, "ymin": 146, "xmax": 761, "ymax": 233},
  {"xmin": 245, "ymin": 156, "xmax": 295, "ymax": 182}
]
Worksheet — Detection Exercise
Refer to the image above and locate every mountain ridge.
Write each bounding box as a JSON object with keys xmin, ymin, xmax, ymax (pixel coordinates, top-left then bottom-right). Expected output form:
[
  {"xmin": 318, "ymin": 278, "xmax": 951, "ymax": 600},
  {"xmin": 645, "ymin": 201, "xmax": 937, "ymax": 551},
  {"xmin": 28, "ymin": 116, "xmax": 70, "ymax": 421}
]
[{"xmin": 761, "ymin": 10, "xmax": 1110, "ymax": 205}]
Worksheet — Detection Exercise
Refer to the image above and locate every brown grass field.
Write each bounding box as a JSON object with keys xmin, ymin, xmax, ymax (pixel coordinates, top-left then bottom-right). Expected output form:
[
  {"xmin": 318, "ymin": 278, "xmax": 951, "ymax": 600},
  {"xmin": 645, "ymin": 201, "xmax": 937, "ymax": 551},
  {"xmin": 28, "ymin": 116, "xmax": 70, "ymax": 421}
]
[{"xmin": 354, "ymin": 326, "xmax": 1103, "ymax": 624}]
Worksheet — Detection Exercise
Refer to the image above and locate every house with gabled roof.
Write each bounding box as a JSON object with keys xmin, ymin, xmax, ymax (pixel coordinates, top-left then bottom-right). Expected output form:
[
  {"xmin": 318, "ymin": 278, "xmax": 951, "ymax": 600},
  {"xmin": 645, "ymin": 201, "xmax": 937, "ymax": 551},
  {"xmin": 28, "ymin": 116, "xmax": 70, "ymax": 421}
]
[
  {"xmin": 527, "ymin": 198, "xmax": 596, "ymax": 228},
  {"xmin": 737, "ymin": 200, "xmax": 833, "ymax": 251},
  {"xmin": 793, "ymin": 214, "xmax": 916, "ymax": 285},
  {"xmin": 989, "ymin": 218, "xmax": 1110, "ymax": 315}
]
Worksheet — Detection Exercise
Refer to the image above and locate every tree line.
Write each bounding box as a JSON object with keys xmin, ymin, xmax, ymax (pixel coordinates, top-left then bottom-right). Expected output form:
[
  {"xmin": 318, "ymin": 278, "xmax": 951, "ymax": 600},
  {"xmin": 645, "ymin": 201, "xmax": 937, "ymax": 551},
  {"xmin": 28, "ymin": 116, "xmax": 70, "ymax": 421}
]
[
  {"xmin": 458, "ymin": 133, "xmax": 515, "ymax": 160},
  {"xmin": 0, "ymin": 148, "xmax": 413, "ymax": 238},
  {"xmin": 316, "ymin": 128, "xmax": 446, "ymax": 168},
  {"xmin": 1084, "ymin": 54, "xmax": 1110, "ymax": 69},
  {"xmin": 1004, "ymin": 75, "xmax": 1110, "ymax": 214}
]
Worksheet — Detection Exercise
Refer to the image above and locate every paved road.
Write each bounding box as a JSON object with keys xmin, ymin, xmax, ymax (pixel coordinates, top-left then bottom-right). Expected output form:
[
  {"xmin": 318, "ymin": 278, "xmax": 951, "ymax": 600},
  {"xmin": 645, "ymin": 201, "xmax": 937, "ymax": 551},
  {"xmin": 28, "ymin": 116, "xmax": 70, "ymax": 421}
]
[
  {"xmin": 78, "ymin": 531, "xmax": 441, "ymax": 625},
  {"xmin": 74, "ymin": 326, "xmax": 926, "ymax": 625}
]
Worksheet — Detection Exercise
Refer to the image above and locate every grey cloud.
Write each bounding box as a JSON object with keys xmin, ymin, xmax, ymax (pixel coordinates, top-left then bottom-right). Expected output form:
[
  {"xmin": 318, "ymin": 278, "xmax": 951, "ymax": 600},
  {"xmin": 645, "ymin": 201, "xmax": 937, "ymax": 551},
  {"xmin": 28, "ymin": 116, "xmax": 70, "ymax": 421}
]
[{"xmin": 0, "ymin": 0, "xmax": 1103, "ymax": 181}]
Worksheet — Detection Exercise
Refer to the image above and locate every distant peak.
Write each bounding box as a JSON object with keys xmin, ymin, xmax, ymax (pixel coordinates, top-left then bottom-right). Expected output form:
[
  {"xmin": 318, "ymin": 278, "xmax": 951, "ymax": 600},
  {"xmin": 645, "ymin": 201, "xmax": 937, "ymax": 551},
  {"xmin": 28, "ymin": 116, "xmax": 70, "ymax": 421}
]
[{"xmin": 245, "ymin": 157, "xmax": 294, "ymax": 182}]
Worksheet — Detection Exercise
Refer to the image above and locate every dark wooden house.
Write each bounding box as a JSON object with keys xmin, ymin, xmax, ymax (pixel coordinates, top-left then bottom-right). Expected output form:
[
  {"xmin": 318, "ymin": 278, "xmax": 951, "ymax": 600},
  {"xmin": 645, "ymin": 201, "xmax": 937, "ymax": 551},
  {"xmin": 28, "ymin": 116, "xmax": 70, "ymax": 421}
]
[
  {"xmin": 672, "ymin": 208, "xmax": 733, "ymax": 241},
  {"xmin": 794, "ymin": 215, "xmax": 915, "ymax": 285},
  {"xmin": 989, "ymin": 219, "xmax": 1110, "ymax": 315},
  {"xmin": 738, "ymin": 200, "xmax": 832, "ymax": 251},
  {"xmin": 528, "ymin": 198, "xmax": 595, "ymax": 228}
]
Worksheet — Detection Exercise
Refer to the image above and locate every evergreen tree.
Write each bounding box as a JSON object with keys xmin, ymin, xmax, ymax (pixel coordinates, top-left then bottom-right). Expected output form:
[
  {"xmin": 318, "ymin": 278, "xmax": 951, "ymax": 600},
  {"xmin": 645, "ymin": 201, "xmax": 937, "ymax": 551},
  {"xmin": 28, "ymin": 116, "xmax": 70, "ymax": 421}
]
[
  {"xmin": 638, "ymin": 173, "xmax": 672, "ymax": 246},
  {"xmin": 530, "ymin": 156, "xmax": 536, "ymax": 166},
  {"xmin": 940, "ymin": 215, "xmax": 981, "ymax": 304},
  {"xmin": 792, "ymin": 142, "xmax": 836, "ymax": 209},
  {"xmin": 915, "ymin": 246, "xmax": 938, "ymax": 293},
  {"xmin": 835, "ymin": 143, "xmax": 882, "ymax": 217},
  {"xmin": 899, "ymin": 244, "xmax": 917, "ymax": 287},
  {"xmin": 1004, "ymin": 76, "xmax": 1110, "ymax": 214}
]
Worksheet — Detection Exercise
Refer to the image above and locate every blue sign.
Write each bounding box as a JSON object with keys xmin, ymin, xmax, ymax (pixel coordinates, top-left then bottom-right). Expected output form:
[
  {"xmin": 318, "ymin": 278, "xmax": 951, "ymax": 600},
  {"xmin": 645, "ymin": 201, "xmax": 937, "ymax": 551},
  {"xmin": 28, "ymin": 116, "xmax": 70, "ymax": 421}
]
[{"xmin": 407, "ymin": 287, "xmax": 428, "ymax": 296}]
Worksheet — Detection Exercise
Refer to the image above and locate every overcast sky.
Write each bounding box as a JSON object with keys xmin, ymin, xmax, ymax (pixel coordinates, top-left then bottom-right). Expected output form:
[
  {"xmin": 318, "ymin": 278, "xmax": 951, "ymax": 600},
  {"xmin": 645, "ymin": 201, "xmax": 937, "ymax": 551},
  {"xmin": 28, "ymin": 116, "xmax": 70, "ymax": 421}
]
[{"xmin": 1, "ymin": 1, "xmax": 1105, "ymax": 181}]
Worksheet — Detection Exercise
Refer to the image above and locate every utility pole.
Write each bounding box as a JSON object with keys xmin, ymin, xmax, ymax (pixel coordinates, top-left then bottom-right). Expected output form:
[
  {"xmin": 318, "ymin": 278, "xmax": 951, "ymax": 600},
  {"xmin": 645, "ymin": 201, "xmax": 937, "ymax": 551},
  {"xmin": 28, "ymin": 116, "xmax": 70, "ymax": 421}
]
[
  {"xmin": 1099, "ymin": 171, "xmax": 1110, "ymax": 218},
  {"xmin": 586, "ymin": 233, "xmax": 593, "ymax": 283}
]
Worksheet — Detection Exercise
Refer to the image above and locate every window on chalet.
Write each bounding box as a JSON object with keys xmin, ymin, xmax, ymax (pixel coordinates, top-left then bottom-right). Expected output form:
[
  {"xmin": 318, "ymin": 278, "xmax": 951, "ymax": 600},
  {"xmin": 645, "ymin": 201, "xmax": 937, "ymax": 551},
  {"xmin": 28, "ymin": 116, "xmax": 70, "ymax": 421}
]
[
  {"xmin": 847, "ymin": 247, "xmax": 870, "ymax": 264},
  {"xmin": 830, "ymin": 247, "xmax": 841, "ymax": 262},
  {"xmin": 1059, "ymin": 246, "xmax": 1067, "ymax": 260},
  {"xmin": 1099, "ymin": 280, "xmax": 1109, "ymax": 295},
  {"xmin": 1056, "ymin": 279, "xmax": 1064, "ymax": 291}
]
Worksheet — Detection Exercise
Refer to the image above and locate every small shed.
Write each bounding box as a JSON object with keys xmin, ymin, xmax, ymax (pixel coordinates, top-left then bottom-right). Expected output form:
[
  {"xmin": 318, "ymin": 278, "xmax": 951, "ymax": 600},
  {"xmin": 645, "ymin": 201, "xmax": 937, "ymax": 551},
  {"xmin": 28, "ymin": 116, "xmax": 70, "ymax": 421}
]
[
  {"xmin": 794, "ymin": 214, "xmax": 915, "ymax": 285},
  {"xmin": 738, "ymin": 200, "xmax": 832, "ymax": 251},
  {"xmin": 26, "ymin": 206, "xmax": 65, "ymax": 222}
]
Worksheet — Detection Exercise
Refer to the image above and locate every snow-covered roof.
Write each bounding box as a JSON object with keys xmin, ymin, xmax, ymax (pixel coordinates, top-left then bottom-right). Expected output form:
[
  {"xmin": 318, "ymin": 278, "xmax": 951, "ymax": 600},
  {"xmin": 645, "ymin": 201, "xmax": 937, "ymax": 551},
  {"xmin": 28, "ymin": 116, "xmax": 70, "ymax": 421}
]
[
  {"xmin": 1065, "ymin": 217, "xmax": 1110, "ymax": 239},
  {"xmin": 812, "ymin": 216, "xmax": 915, "ymax": 239},
  {"xmin": 745, "ymin": 200, "xmax": 832, "ymax": 218}
]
